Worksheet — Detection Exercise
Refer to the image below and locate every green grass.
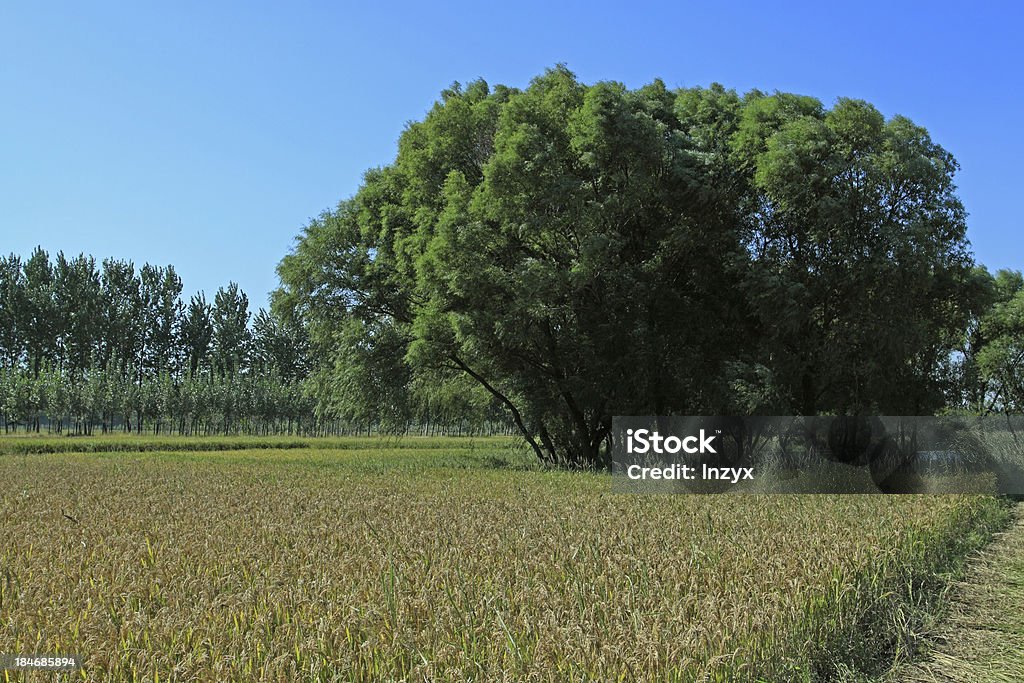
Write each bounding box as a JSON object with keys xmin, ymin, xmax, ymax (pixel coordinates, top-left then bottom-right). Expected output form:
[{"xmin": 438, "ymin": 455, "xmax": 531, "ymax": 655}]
[
  {"xmin": 0, "ymin": 433, "xmax": 519, "ymax": 456},
  {"xmin": 0, "ymin": 438, "xmax": 1013, "ymax": 682},
  {"xmin": 888, "ymin": 504, "xmax": 1024, "ymax": 683}
]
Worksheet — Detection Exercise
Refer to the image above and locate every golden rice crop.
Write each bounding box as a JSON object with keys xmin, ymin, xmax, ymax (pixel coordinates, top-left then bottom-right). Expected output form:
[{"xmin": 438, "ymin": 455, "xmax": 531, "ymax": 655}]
[{"xmin": 0, "ymin": 442, "xmax": 1009, "ymax": 682}]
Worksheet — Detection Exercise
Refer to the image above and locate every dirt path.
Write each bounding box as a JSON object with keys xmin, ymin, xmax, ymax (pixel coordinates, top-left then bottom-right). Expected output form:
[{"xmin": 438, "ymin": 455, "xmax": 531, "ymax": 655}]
[{"xmin": 894, "ymin": 503, "xmax": 1024, "ymax": 682}]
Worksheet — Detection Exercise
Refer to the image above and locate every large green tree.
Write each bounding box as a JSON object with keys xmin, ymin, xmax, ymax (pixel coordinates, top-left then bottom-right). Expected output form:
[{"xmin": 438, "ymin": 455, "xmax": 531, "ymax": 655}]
[{"xmin": 276, "ymin": 68, "xmax": 980, "ymax": 467}]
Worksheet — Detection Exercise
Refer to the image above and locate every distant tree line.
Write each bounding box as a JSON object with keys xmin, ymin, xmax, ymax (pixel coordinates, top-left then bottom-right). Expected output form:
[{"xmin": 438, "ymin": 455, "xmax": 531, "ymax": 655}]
[
  {"xmin": 0, "ymin": 248, "xmax": 510, "ymax": 435},
  {"xmin": 0, "ymin": 247, "xmax": 307, "ymax": 434},
  {"xmin": 275, "ymin": 67, "xmax": 1024, "ymax": 468}
]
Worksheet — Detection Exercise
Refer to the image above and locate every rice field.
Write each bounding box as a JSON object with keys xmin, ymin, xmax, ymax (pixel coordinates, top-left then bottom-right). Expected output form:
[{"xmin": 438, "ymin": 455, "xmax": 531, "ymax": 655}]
[{"xmin": 0, "ymin": 437, "xmax": 1011, "ymax": 682}]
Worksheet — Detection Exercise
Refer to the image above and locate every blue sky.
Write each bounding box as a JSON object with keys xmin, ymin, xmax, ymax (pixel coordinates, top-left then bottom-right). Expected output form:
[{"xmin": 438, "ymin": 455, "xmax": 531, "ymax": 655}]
[{"xmin": 2, "ymin": 1, "xmax": 1021, "ymax": 307}]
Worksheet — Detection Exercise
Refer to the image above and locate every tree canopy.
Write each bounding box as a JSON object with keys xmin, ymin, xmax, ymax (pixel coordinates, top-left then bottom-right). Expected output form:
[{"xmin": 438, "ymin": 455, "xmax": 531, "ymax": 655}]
[{"xmin": 275, "ymin": 67, "xmax": 987, "ymax": 468}]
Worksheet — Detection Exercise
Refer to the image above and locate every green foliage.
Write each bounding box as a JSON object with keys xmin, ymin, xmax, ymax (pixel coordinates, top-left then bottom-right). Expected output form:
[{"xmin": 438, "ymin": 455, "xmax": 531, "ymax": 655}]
[
  {"xmin": 23, "ymin": 246, "xmax": 57, "ymax": 376},
  {"xmin": 0, "ymin": 248, "xmax": 338, "ymax": 436},
  {"xmin": 277, "ymin": 68, "xmax": 980, "ymax": 467},
  {"xmin": 747, "ymin": 97, "xmax": 975, "ymax": 414},
  {"xmin": 0, "ymin": 364, "xmax": 321, "ymax": 436},
  {"xmin": 945, "ymin": 267, "xmax": 1024, "ymax": 414},
  {"xmin": 180, "ymin": 292, "xmax": 214, "ymax": 378},
  {"xmin": 0, "ymin": 254, "xmax": 26, "ymax": 368},
  {"xmin": 976, "ymin": 279, "xmax": 1024, "ymax": 412},
  {"xmin": 212, "ymin": 282, "xmax": 251, "ymax": 378},
  {"xmin": 251, "ymin": 308, "xmax": 308, "ymax": 380}
]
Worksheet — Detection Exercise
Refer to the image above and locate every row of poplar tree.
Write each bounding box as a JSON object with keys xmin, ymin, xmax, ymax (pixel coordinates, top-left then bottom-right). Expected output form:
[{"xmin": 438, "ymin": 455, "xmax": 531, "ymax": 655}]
[
  {"xmin": 0, "ymin": 247, "xmax": 314, "ymax": 434},
  {"xmin": 0, "ymin": 247, "xmax": 509, "ymax": 435}
]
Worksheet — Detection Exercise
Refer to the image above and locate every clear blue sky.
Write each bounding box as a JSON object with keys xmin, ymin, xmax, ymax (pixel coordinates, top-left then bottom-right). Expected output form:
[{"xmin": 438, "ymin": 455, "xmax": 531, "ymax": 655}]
[{"xmin": 2, "ymin": 1, "xmax": 1021, "ymax": 307}]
